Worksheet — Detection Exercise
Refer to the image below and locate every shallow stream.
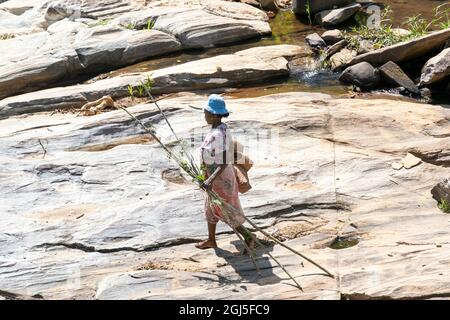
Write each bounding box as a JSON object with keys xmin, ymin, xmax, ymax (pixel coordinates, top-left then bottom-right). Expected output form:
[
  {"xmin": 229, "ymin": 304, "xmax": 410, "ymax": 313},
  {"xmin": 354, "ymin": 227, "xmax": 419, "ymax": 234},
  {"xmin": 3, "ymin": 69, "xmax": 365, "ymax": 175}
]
[{"xmin": 90, "ymin": 1, "xmax": 449, "ymax": 105}]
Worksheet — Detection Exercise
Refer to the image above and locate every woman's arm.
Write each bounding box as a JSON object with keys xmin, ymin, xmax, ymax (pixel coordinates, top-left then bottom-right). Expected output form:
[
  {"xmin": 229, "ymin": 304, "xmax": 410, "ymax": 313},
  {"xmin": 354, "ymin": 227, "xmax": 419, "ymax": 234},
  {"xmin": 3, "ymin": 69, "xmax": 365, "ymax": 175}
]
[
  {"xmin": 202, "ymin": 150, "xmax": 227, "ymax": 189},
  {"xmin": 202, "ymin": 164, "xmax": 226, "ymax": 189}
]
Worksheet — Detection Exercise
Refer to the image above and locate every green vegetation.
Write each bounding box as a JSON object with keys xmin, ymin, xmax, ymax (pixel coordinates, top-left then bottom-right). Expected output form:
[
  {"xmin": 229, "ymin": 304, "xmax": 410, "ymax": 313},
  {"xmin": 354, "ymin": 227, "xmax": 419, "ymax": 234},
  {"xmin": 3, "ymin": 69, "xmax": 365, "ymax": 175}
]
[
  {"xmin": 127, "ymin": 84, "xmax": 134, "ymax": 98},
  {"xmin": 136, "ymin": 84, "xmax": 145, "ymax": 97},
  {"xmin": 343, "ymin": 6, "xmax": 409, "ymax": 51},
  {"xmin": 125, "ymin": 22, "xmax": 136, "ymax": 30},
  {"xmin": 124, "ymin": 19, "xmax": 154, "ymax": 31},
  {"xmin": 344, "ymin": 24, "xmax": 409, "ymax": 51},
  {"xmin": 262, "ymin": 10, "xmax": 297, "ymax": 45},
  {"xmin": 343, "ymin": 4, "xmax": 449, "ymax": 52},
  {"xmin": 88, "ymin": 19, "xmax": 111, "ymax": 28},
  {"xmin": 438, "ymin": 198, "xmax": 450, "ymax": 213},
  {"xmin": 318, "ymin": 48, "xmax": 331, "ymax": 69},
  {"xmin": 0, "ymin": 33, "xmax": 15, "ymax": 40},
  {"xmin": 305, "ymin": 0, "xmax": 312, "ymax": 25},
  {"xmin": 329, "ymin": 237, "xmax": 359, "ymax": 250},
  {"xmin": 434, "ymin": 3, "xmax": 450, "ymax": 29},
  {"xmin": 147, "ymin": 18, "xmax": 155, "ymax": 30},
  {"xmin": 404, "ymin": 15, "xmax": 434, "ymax": 37},
  {"xmin": 437, "ymin": 3, "xmax": 450, "ymax": 29},
  {"xmin": 405, "ymin": 3, "xmax": 450, "ymax": 36},
  {"xmin": 128, "ymin": 76, "xmax": 154, "ymax": 98}
]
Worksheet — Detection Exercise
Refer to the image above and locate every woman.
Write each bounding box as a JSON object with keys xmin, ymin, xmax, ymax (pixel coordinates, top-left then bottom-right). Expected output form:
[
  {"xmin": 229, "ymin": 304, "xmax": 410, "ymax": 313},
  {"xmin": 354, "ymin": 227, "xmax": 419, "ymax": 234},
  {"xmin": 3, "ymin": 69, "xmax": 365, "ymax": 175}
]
[{"xmin": 196, "ymin": 94, "xmax": 255, "ymax": 250}]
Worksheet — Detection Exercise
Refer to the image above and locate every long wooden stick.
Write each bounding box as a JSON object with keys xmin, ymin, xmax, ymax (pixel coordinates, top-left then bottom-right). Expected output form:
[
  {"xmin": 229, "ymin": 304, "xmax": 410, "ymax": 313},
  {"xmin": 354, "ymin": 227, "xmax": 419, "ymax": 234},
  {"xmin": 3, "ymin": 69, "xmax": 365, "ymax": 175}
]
[{"xmin": 244, "ymin": 216, "xmax": 334, "ymax": 278}]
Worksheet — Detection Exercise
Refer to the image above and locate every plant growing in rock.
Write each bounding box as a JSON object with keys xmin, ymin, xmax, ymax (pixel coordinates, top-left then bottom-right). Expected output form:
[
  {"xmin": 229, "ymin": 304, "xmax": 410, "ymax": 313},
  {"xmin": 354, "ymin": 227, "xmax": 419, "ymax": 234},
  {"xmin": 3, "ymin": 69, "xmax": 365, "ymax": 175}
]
[
  {"xmin": 0, "ymin": 34, "xmax": 15, "ymax": 40},
  {"xmin": 88, "ymin": 19, "xmax": 111, "ymax": 28},
  {"xmin": 125, "ymin": 22, "xmax": 136, "ymax": 30},
  {"xmin": 305, "ymin": 0, "xmax": 312, "ymax": 25},
  {"xmin": 136, "ymin": 84, "xmax": 145, "ymax": 97},
  {"xmin": 116, "ymin": 77, "xmax": 335, "ymax": 289},
  {"xmin": 345, "ymin": 24, "xmax": 407, "ymax": 50},
  {"xmin": 402, "ymin": 4, "xmax": 449, "ymax": 37},
  {"xmin": 342, "ymin": 6, "xmax": 410, "ymax": 51},
  {"xmin": 434, "ymin": 3, "xmax": 450, "ymax": 29},
  {"xmin": 403, "ymin": 15, "xmax": 433, "ymax": 37},
  {"xmin": 127, "ymin": 85, "xmax": 134, "ymax": 98},
  {"xmin": 438, "ymin": 198, "xmax": 450, "ymax": 213},
  {"xmin": 147, "ymin": 18, "xmax": 155, "ymax": 30}
]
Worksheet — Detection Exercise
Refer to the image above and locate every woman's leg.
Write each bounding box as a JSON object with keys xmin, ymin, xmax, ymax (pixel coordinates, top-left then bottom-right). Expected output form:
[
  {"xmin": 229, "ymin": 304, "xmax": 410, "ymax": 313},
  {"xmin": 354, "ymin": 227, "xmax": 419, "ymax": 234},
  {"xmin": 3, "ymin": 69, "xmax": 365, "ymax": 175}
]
[{"xmin": 195, "ymin": 222, "xmax": 218, "ymax": 249}]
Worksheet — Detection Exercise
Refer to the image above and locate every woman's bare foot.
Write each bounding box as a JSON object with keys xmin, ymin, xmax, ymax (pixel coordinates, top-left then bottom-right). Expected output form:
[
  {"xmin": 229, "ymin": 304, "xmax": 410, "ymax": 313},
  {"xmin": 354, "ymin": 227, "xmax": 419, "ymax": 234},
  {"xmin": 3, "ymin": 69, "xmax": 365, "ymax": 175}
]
[{"xmin": 195, "ymin": 239, "xmax": 217, "ymax": 250}]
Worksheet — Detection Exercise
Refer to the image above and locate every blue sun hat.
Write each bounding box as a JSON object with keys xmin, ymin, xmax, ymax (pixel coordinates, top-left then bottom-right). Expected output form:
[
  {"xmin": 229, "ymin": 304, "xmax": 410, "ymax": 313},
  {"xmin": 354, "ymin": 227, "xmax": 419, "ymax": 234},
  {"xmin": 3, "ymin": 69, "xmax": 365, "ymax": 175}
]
[{"xmin": 204, "ymin": 94, "xmax": 229, "ymax": 116}]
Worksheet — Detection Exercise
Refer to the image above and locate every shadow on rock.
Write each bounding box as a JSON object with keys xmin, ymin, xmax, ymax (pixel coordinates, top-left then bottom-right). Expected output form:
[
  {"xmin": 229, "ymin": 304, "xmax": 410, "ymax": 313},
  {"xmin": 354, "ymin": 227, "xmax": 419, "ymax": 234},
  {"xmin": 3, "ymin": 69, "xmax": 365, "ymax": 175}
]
[{"xmin": 212, "ymin": 239, "xmax": 283, "ymax": 287}]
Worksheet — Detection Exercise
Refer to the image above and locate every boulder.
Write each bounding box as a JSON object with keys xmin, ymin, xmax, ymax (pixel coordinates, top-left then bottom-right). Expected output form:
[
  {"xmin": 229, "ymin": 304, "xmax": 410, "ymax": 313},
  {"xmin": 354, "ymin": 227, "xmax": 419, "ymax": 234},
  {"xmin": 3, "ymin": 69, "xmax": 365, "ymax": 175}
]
[
  {"xmin": 401, "ymin": 153, "xmax": 422, "ymax": 169},
  {"xmin": 339, "ymin": 61, "xmax": 380, "ymax": 89},
  {"xmin": 321, "ymin": 29, "xmax": 343, "ymax": 45},
  {"xmin": 348, "ymin": 29, "xmax": 450, "ymax": 67},
  {"xmin": 73, "ymin": 28, "xmax": 182, "ymax": 69},
  {"xmin": 325, "ymin": 40, "xmax": 347, "ymax": 59},
  {"xmin": 357, "ymin": 39, "xmax": 374, "ymax": 54},
  {"xmin": 420, "ymin": 87, "xmax": 432, "ymax": 98},
  {"xmin": 305, "ymin": 33, "xmax": 326, "ymax": 49},
  {"xmin": 392, "ymin": 28, "xmax": 411, "ymax": 38},
  {"xmin": 419, "ymin": 48, "xmax": 450, "ymax": 87},
  {"xmin": 330, "ymin": 48, "xmax": 357, "ymax": 71},
  {"xmin": 258, "ymin": 0, "xmax": 279, "ymax": 11},
  {"xmin": 239, "ymin": 0, "xmax": 261, "ymax": 7},
  {"xmin": 379, "ymin": 61, "xmax": 419, "ymax": 95},
  {"xmin": 314, "ymin": 3, "xmax": 361, "ymax": 27},
  {"xmin": 292, "ymin": 0, "xmax": 351, "ymax": 15},
  {"xmin": 431, "ymin": 178, "xmax": 450, "ymax": 207}
]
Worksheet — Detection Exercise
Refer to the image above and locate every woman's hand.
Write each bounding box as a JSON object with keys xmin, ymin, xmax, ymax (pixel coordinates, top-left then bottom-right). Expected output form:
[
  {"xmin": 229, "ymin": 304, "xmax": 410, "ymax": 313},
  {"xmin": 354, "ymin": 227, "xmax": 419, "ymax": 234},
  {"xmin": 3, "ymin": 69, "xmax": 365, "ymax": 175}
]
[
  {"xmin": 201, "ymin": 164, "xmax": 226, "ymax": 190},
  {"xmin": 201, "ymin": 179, "xmax": 213, "ymax": 190}
]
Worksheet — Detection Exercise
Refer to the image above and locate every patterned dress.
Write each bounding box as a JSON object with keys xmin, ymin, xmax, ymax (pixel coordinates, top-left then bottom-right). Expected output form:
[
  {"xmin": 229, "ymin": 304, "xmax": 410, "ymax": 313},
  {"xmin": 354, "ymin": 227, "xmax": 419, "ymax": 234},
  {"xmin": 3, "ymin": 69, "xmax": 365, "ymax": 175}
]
[{"xmin": 200, "ymin": 123, "xmax": 245, "ymax": 228}]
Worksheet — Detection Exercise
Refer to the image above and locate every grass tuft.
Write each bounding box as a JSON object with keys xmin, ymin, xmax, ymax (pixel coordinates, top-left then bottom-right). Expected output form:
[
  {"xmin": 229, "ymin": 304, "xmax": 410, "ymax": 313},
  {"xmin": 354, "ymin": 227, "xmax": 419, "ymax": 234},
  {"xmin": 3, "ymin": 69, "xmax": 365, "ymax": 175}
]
[{"xmin": 438, "ymin": 198, "xmax": 450, "ymax": 213}]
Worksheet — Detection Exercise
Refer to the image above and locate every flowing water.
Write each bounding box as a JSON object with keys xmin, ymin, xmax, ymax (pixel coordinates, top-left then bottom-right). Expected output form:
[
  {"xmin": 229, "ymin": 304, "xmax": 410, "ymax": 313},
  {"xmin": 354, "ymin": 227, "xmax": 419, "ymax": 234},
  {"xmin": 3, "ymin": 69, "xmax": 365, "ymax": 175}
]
[{"xmin": 90, "ymin": 1, "xmax": 449, "ymax": 105}]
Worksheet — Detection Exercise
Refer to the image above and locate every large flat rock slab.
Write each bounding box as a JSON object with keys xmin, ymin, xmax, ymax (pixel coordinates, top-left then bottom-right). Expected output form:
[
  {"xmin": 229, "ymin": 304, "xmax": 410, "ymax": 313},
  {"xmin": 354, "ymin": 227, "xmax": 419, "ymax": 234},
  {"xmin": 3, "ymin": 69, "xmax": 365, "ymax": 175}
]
[
  {"xmin": 0, "ymin": 92, "xmax": 449, "ymax": 299},
  {"xmin": 112, "ymin": 1, "xmax": 271, "ymax": 48},
  {"xmin": 0, "ymin": 44, "xmax": 309, "ymax": 117},
  {"xmin": 0, "ymin": 0, "xmax": 271, "ymax": 99}
]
